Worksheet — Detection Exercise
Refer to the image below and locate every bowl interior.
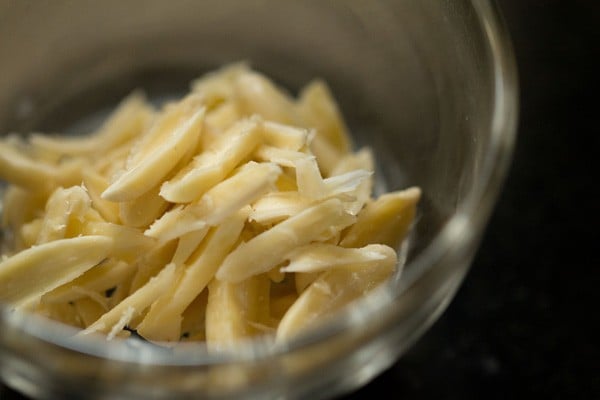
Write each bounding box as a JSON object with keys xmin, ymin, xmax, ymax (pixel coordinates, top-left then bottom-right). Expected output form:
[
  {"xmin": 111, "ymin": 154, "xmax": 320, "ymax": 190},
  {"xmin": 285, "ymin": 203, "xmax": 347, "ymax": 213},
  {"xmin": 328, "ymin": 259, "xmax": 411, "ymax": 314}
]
[{"xmin": 0, "ymin": 1, "xmax": 517, "ymax": 399}]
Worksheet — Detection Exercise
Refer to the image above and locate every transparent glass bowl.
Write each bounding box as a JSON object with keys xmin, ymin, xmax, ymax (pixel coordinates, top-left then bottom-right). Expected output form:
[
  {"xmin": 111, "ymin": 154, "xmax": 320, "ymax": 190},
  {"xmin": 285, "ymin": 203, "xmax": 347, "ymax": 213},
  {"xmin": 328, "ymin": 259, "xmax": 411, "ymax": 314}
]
[{"xmin": 0, "ymin": 1, "xmax": 517, "ymax": 399}]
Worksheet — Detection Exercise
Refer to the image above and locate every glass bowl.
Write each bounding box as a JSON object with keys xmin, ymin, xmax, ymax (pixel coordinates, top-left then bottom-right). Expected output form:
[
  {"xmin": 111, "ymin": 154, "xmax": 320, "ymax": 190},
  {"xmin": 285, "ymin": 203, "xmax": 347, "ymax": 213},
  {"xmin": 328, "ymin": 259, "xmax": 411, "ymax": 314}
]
[{"xmin": 0, "ymin": 1, "xmax": 517, "ymax": 399}]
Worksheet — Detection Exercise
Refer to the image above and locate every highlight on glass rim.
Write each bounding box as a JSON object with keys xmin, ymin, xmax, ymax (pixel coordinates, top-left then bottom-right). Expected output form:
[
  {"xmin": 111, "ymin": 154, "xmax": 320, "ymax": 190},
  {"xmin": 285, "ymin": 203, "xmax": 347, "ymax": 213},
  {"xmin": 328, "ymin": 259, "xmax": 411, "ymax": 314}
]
[{"xmin": 0, "ymin": 62, "xmax": 421, "ymax": 348}]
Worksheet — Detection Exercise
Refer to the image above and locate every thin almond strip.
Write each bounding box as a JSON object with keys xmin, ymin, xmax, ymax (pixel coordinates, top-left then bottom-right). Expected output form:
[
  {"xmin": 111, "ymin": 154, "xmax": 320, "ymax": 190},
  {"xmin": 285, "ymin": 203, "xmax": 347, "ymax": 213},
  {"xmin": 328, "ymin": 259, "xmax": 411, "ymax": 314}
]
[
  {"xmin": 146, "ymin": 162, "xmax": 280, "ymax": 241},
  {"xmin": 102, "ymin": 100, "xmax": 205, "ymax": 202},
  {"xmin": 0, "ymin": 236, "xmax": 114, "ymax": 305},
  {"xmin": 206, "ymin": 274, "xmax": 271, "ymax": 350},
  {"xmin": 216, "ymin": 198, "xmax": 346, "ymax": 283},
  {"xmin": 281, "ymin": 243, "xmax": 391, "ymax": 273},
  {"xmin": 254, "ymin": 145, "xmax": 312, "ymax": 168},
  {"xmin": 35, "ymin": 186, "xmax": 92, "ymax": 244},
  {"xmin": 81, "ymin": 263, "xmax": 177, "ymax": 337},
  {"xmin": 250, "ymin": 192, "xmax": 312, "ymax": 224},
  {"xmin": 30, "ymin": 92, "xmax": 153, "ymax": 156},
  {"xmin": 118, "ymin": 184, "xmax": 169, "ymax": 228},
  {"xmin": 0, "ymin": 141, "xmax": 61, "ymax": 191},
  {"xmin": 340, "ymin": 187, "xmax": 421, "ymax": 249},
  {"xmin": 160, "ymin": 118, "xmax": 263, "ymax": 203},
  {"xmin": 276, "ymin": 245, "xmax": 397, "ymax": 340},
  {"xmin": 261, "ymin": 121, "xmax": 310, "ymax": 151},
  {"xmin": 42, "ymin": 259, "xmax": 135, "ymax": 304},
  {"xmin": 136, "ymin": 207, "xmax": 249, "ymax": 341}
]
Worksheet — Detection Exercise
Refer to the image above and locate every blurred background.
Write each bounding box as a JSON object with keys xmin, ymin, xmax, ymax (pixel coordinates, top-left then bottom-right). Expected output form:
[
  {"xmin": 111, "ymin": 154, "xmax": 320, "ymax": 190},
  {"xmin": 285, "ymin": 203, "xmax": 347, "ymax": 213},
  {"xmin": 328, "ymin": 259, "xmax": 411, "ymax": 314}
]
[{"xmin": 1, "ymin": 0, "xmax": 597, "ymax": 399}]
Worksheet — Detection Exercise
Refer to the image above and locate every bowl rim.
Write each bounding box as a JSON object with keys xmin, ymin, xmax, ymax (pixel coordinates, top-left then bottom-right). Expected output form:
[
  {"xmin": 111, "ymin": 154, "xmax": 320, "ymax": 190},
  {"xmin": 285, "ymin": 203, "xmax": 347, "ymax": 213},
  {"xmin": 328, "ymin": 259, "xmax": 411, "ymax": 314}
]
[{"xmin": 0, "ymin": 0, "xmax": 519, "ymax": 368}]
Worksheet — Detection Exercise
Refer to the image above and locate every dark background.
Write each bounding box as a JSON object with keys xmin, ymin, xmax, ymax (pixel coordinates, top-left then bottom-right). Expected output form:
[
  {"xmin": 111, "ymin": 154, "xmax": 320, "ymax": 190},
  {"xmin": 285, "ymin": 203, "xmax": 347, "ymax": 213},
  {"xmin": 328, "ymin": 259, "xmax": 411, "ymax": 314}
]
[
  {"xmin": 1, "ymin": 1, "xmax": 598, "ymax": 399},
  {"xmin": 345, "ymin": 1, "xmax": 599, "ymax": 398}
]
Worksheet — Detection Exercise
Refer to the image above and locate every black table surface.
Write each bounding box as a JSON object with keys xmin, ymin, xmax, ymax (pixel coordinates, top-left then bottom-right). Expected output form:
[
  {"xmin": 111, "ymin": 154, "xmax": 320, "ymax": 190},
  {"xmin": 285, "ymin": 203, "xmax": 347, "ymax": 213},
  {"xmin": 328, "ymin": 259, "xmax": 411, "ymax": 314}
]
[
  {"xmin": 2, "ymin": 1, "xmax": 597, "ymax": 399},
  {"xmin": 345, "ymin": 1, "xmax": 598, "ymax": 398}
]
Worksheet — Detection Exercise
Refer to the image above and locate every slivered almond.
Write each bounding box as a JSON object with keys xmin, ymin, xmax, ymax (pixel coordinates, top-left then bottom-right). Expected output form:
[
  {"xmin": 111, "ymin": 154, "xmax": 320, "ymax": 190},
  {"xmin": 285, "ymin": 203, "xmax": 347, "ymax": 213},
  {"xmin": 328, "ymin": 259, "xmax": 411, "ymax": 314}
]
[
  {"xmin": 102, "ymin": 99, "xmax": 205, "ymax": 201},
  {"xmin": 216, "ymin": 198, "xmax": 346, "ymax": 283},
  {"xmin": 0, "ymin": 236, "xmax": 114, "ymax": 305},
  {"xmin": 160, "ymin": 118, "xmax": 263, "ymax": 203}
]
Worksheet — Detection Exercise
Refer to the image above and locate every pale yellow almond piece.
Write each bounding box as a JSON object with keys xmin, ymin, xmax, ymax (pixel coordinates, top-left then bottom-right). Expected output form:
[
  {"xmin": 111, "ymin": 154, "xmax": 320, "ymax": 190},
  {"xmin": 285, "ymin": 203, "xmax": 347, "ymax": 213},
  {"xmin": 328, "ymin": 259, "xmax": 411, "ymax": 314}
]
[
  {"xmin": 261, "ymin": 121, "xmax": 310, "ymax": 151},
  {"xmin": 119, "ymin": 184, "xmax": 169, "ymax": 228},
  {"xmin": 180, "ymin": 124, "xmax": 205, "ymax": 167},
  {"xmin": 0, "ymin": 235, "xmax": 114, "ymax": 305},
  {"xmin": 82, "ymin": 168, "xmax": 120, "ymax": 224},
  {"xmin": 216, "ymin": 198, "xmax": 346, "ymax": 283},
  {"xmin": 323, "ymin": 169, "xmax": 372, "ymax": 201},
  {"xmin": 204, "ymin": 101, "xmax": 241, "ymax": 134},
  {"xmin": 73, "ymin": 297, "xmax": 108, "ymax": 328},
  {"xmin": 35, "ymin": 301, "xmax": 83, "ymax": 328},
  {"xmin": 170, "ymin": 228, "xmax": 209, "ymax": 266},
  {"xmin": 179, "ymin": 290, "xmax": 208, "ymax": 342},
  {"xmin": 36, "ymin": 186, "xmax": 92, "ymax": 244},
  {"xmin": 295, "ymin": 157, "xmax": 326, "ymax": 200},
  {"xmin": 331, "ymin": 147, "xmax": 375, "ymax": 176},
  {"xmin": 107, "ymin": 306, "xmax": 136, "ymax": 340},
  {"xmin": 281, "ymin": 243, "xmax": 391, "ymax": 273},
  {"xmin": 30, "ymin": 91, "xmax": 153, "ymax": 156},
  {"xmin": 81, "ymin": 221, "xmax": 156, "ymax": 262},
  {"xmin": 191, "ymin": 61, "xmax": 249, "ymax": 108},
  {"xmin": 296, "ymin": 80, "xmax": 352, "ymax": 155},
  {"xmin": 97, "ymin": 135, "xmax": 187, "ymax": 218},
  {"xmin": 340, "ymin": 187, "xmax": 421, "ymax": 249},
  {"xmin": 67, "ymin": 286, "xmax": 110, "ymax": 310},
  {"xmin": 294, "ymin": 157, "xmax": 367, "ymax": 213},
  {"xmin": 19, "ymin": 219, "xmax": 43, "ymax": 249},
  {"xmin": 199, "ymin": 103, "xmax": 239, "ymax": 154},
  {"xmin": 276, "ymin": 245, "xmax": 397, "ymax": 340},
  {"xmin": 331, "ymin": 148, "xmax": 375, "ymax": 215},
  {"xmin": 42, "ymin": 259, "xmax": 135, "ymax": 304},
  {"xmin": 102, "ymin": 100, "xmax": 205, "ymax": 202},
  {"xmin": 3, "ymin": 134, "xmax": 61, "ymax": 165},
  {"xmin": 250, "ymin": 191, "xmax": 312, "ymax": 225},
  {"xmin": 160, "ymin": 118, "xmax": 263, "ymax": 203},
  {"xmin": 312, "ymin": 210, "xmax": 356, "ymax": 243},
  {"xmin": 254, "ymin": 145, "xmax": 312, "ymax": 168},
  {"xmin": 128, "ymin": 240, "xmax": 177, "ymax": 294},
  {"xmin": 81, "ymin": 262, "xmax": 177, "ymax": 336},
  {"xmin": 137, "ymin": 207, "xmax": 248, "ymax": 342},
  {"xmin": 64, "ymin": 207, "xmax": 106, "ymax": 239},
  {"xmin": 0, "ymin": 141, "xmax": 60, "ymax": 191},
  {"xmin": 147, "ymin": 162, "xmax": 280, "ymax": 241},
  {"xmin": 205, "ymin": 279, "xmax": 252, "ymax": 349},
  {"xmin": 309, "ymin": 133, "xmax": 344, "ymax": 178},
  {"xmin": 0, "ymin": 137, "xmax": 86, "ymax": 189},
  {"xmin": 93, "ymin": 139, "xmax": 132, "ymax": 178},
  {"xmin": 1, "ymin": 186, "xmax": 47, "ymax": 233},
  {"xmin": 107, "ymin": 272, "xmax": 136, "ymax": 311},
  {"xmin": 246, "ymin": 274, "xmax": 271, "ymax": 330},
  {"xmin": 275, "ymin": 171, "xmax": 298, "ymax": 192},
  {"xmin": 205, "ymin": 274, "xmax": 270, "ymax": 350},
  {"xmin": 235, "ymin": 71, "xmax": 298, "ymax": 124},
  {"xmin": 54, "ymin": 158, "xmax": 88, "ymax": 188},
  {"xmin": 323, "ymin": 169, "xmax": 373, "ymax": 216},
  {"xmin": 2, "ymin": 188, "xmax": 46, "ymax": 252},
  {"xmin": 143, "ymin": 205, "xmax": 207, "ymax": 243}
]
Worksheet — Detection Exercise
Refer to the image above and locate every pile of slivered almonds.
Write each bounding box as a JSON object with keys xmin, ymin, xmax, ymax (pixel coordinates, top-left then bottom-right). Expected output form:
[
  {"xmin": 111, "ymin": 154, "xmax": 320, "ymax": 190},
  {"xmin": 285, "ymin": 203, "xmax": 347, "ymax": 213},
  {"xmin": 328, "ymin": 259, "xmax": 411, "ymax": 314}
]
[{"xmin": 0, "ymin": 63, "xmax": 420, "ymax": 348}]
